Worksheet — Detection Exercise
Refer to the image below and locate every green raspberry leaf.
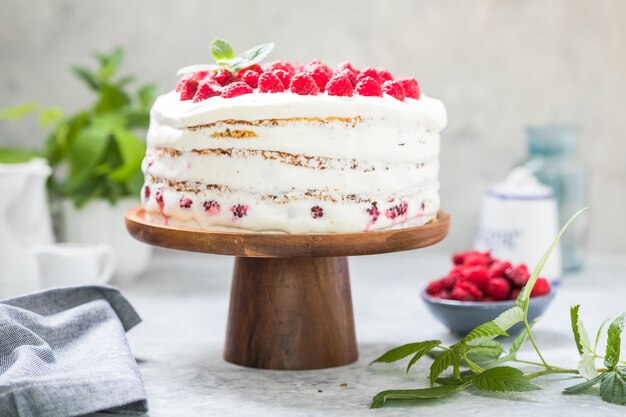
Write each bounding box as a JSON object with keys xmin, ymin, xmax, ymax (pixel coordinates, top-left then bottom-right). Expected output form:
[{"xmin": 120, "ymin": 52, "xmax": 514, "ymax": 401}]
[
  {"xmin": 472, "ymin": 366, "xmax": 540, "ymax": 392},
  {"xmin": 466, "ymin": 341, "xmax": 504, "ymax": 366},
  {"xmin": 369, "ymin": 340, "xmax": 440, "ymax": 366},
  {"xmin": 605, "ymin": 314, "xmax": 625, "ymax": 370},
  {"xmin": 563, "ymin": 372, "xmax": 606, "ymax": 395},
  {"xmin": 570, "ymin": 305, "xmax": 584, "ymax": 355},
  {"xmin": 370, "ymin": 384, "xmax": 469, "ymax": 409},
  {"xmin": 429, "ymin": 349, "xmax": 463, "ymax": 386},
  {"xmin": 211, "ymin": 38, "xmax": 235, "ymax": 61},
  {"xmin": 406, "ymin": 341, "xmax": 442, "ymax": 373},
  {"xmin": 231, "ymin": 42, "xmax": 275, "ymax": 72},
  {"xmin": 463, "ymin": 321, "xmax": 509, "ymax": 347},
  {"xmin": 600, "ymin": 367, "xmax": 626, "ymax": 406}
]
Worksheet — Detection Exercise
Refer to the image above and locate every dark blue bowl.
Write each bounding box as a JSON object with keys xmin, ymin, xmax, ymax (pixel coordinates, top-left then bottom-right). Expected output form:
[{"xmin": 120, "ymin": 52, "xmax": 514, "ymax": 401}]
[{"xmin": 421, "ymin": 290, "xmax": 556, "ymax": 335}]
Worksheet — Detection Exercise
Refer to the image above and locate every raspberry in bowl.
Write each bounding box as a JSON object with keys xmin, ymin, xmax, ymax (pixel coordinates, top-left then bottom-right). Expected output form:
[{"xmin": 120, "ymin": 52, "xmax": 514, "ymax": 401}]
[{"xmin": 422, "ymin": 250, "xmax": 556, "ymax": 334}]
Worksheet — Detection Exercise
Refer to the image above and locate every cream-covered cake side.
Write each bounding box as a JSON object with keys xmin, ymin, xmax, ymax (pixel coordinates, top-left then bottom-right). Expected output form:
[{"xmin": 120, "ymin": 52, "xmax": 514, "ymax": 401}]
[{"xmin": 141, "ymin": 91, "xmax": 447, "ymax": 233}]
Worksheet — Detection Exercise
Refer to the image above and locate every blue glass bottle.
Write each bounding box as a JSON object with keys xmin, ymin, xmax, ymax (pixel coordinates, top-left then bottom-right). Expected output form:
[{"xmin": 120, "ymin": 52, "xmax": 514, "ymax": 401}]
[{"xmin": 523, "ymin": 127, "xmax": 587, "ymax": 271}]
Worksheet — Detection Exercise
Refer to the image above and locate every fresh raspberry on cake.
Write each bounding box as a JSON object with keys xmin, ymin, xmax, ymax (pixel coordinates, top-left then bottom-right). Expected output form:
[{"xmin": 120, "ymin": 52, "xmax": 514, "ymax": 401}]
[
  {"xmin": 531, "ymin": 278, "xmax": 551, "ymax": 297},
  {"xmin": 326, "ymin": 75, "xmax": 354, "ymax": 97},
  {"xmin": 179, "ymin": 79, "xmax": 199, "ymax": 101},
  {"xmin": 485, "ymin": 277, "xmax": 511, "ymax": 301},
  {"xmin": 382, "ymin": 80, "xmax": 405, "ymax": 101},
  {"xmin": 354, "ymin": 76, "xmax": 382, "ymax": 97},
  {"xmin": 221, "ymin": 82, "xmax": 254, "ymax": 98},
  {"xmin": 240, "ymin": 69, "xmax": 260, "ymax": 89},
  {"xmin": 306, "ymin": 65, "xmax": 331, "ymax": 92},
  {"xmin": 176, "ymin": 71, "xmax": 208, "ymax": 92},
  {"xmin": 397, "ymin": 77, "xmax": 421, "ymax": 99},
  {"xmin": 304, "ymin": 60, "xmax": 332, "ymax": 76},
  {"xmin": 258, "ymin": 72, "xmax": 285, "ymax": 93},
  {"xmin": 289, "ymin": 73, "xmax": 319, "ymax": 95},
  {"xmin": 236, "ymin": 64, "xmax": 263, "ymax": 77},
  {"xmin": 214, "ymin": 69, "xmax": 236, "ymax": 86},
  {"xmin": 376, "ymin": 68, "xmax": 393, "ymax": 83},
  {"xmin": 333, "ymin": 62, "xmax": 359, "ymax": 86},
  {"xmin": 264, "ymin": 61, "xmax": 295, "ymax": 76},
  {"xmin": 272, "ymin": 69, "xmax": 292, "ymax": 89},
  {"xmin": 193, "ymin": 81, "xmax": 221, "ymax": 102},
  {"xmin": 358, "ymin": 67, "xmax": 383, "ymax": 83}
]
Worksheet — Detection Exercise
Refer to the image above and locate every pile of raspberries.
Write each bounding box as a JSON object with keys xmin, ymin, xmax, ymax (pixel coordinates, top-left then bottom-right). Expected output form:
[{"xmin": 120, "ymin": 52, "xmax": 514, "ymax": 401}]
[
  {"xmin": 425, "ymin": 250, "xmax": 551, "ymax": 302},
  {"xmin": 176, "ymin": 60, "xmax": 420, "ymax": 102}
]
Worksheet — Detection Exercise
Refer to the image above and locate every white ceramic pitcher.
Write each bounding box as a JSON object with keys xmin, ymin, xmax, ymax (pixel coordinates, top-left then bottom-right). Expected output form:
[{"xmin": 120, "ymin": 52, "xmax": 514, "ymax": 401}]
[{"xmin": 0, "ymin": 158, "xmax": 54, "ymax": 298}]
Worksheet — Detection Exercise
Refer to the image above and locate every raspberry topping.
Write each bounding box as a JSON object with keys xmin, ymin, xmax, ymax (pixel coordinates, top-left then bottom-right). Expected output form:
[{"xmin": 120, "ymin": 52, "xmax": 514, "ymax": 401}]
[
  {"xmin": 382, "ymin": 80, "xmax": 405, "ymax": 101},
  {"xmin": 354, "ymin": 76, "xmax": 383, "ymax": 97},
  {"xmin": 179, "ymin": 79, "xmax": 199, "ymax": 101},
  {"xmin": 304, "ymin": 60, "xmax": 332, "ymax": 76},
  {"xmin": 203, "ymin": 200, "xmax": 221, "ymax": 216},
  {"xmin": 264, "ymin": 61, "xmax": 295, "ymax": 76},
  {"xmin": 221, "ymin": 81, "xmax": 254, "ymax": 98},
  {"xmin": 311, "ymin": 205, "xmax": 324, "ymax": 219},
  {"xmin": 240, "ymin": 69, "xmax": 260, "ymax": 89},
  {"xmin": 358, "ymin": 67, "xmax": 382, "ymax": 83},
  {"xmin": 289, "ymin": 73, "xmax": 320, "ymax": 95},
  {"xmin": 258, "ymin": 72, "xmax": 285, "ymax": 93},
  {"xmin": 176, "ymin": 71, "xmax": 208, "ymax": 92},
  {"xmin": 214, "ymin": 69, "xmax": 236, "ymax": 86},
  {"xmin": 397, "ymin": 77, "xmax": 420, "ymax": 99},
  {"xmin": 306, "ymin": 65, "xmax": 331, "ymax": 92},
  {"xmin": 334, "ymin": 62, "xmax": 359, "ymax": 85},
  {"xmin": 273, "ymin": 69, "xmax": 292, "ymax": 89},
  {"xmin": 326, "ymin": 75, "xmax": 354, "ymax": 97},
  {"xmin": 236, "ymin": 64, "xmax": 263, "ymax": 77},
  {"xmin": 231, "ymin": 204, "xmax": 248, "ymax": 218},
  {"xmin": 193, "ymin": 81, "xmax": 221, "ymax": 102},
  {"xmin": 179, "ymin": 196, "xmax": 193, "ymax": 209}
]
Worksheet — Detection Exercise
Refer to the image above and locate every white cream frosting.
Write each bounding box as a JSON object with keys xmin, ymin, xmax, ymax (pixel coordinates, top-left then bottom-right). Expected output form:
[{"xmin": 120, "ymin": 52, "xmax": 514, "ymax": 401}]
[{"xmin": 141, "ymin": 90, "xmax": 447, "ymax": 233}]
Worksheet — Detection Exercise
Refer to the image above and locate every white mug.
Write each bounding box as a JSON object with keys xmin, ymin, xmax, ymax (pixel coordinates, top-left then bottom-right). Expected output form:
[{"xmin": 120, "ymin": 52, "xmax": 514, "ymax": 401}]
[{"xmin": 31, "ymin": 243, "xmax": 116, "ymax": 288}]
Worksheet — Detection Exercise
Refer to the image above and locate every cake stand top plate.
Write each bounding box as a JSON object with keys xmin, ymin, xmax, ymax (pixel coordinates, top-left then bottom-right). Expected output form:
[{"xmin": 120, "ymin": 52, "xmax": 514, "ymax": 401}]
[{"xmin": 125, "ymin": 207, "xmax": 450, "ymax": 258}]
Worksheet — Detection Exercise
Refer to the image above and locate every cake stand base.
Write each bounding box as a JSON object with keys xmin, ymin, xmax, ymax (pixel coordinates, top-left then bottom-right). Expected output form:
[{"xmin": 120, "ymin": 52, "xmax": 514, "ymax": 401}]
[
  {"xmin": 225, "ymin": 256, "xmax": 356, "ymax": 369},
  {"xmin": 125, "ymin": 208, "xmax": 449, "ymax": 370}
]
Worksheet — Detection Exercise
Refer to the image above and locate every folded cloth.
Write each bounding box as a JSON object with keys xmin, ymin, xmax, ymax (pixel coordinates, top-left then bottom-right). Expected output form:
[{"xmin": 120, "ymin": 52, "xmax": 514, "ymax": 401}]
[{"xmin": 0, "ymin": 286, "xmax": 148, "ymax": 417}]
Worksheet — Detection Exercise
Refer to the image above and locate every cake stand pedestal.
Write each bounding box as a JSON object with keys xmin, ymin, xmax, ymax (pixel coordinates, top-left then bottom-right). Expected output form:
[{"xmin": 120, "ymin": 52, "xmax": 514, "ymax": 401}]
[{"xmin": 125, "ymin": 208, "xmax": 449, "ymax": 370}]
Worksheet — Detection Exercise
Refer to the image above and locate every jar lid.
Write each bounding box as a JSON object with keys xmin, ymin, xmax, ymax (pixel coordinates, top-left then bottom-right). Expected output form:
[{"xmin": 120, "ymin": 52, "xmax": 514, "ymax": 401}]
[
  {"xmin": 487, "ymin": 167, "xmax": 554, "ymax": 200},
  {"xmin": 527, "ymin": 126, "xmax": 578, "ymax": 157}
]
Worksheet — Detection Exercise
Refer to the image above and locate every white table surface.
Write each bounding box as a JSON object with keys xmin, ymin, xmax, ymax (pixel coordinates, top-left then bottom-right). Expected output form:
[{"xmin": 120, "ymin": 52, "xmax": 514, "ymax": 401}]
[{"xmin": 101, "ymin": 248, "xmax": 626, "ymax": 417}]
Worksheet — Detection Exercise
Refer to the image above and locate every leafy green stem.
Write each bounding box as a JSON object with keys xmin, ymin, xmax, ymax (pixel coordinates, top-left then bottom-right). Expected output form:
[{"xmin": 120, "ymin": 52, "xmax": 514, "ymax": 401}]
[
  {"xmin": 524, "ymin": 319, "xmax": 551, "ymax": 369},
  {"xmin": 526, "ymin": 369, "xmax": 579, "ymax": 380}
]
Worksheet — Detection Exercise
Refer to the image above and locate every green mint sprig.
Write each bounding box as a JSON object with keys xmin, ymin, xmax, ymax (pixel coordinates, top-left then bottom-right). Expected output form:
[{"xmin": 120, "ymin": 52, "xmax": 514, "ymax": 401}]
[
  {"xmin": 177, "ymin": 38, "xmax": 274, "ymax": 76},
  {"xmin": 370, "ymin": 207, "xmax": 626, "ymax": 409}
]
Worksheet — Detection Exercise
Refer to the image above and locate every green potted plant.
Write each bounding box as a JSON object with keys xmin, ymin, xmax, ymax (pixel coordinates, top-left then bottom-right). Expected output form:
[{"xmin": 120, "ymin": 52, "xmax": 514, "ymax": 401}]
[{"xmin": 0, "ymin": 47, "xmax": 156, "ymax": 282}]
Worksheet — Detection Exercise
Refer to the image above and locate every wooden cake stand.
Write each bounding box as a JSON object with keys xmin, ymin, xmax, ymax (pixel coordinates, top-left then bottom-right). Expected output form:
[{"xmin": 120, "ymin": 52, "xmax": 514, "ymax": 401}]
[{"xmin": 125, "ymin": 207, "xmax": 449, "ymax": 370}]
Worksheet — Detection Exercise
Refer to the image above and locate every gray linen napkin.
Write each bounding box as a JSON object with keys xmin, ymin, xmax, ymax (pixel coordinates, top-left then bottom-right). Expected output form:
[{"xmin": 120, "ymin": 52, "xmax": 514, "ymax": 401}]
[{"xmin": 0, "ymin": 286, "xmax": 148, "ymax": 417}]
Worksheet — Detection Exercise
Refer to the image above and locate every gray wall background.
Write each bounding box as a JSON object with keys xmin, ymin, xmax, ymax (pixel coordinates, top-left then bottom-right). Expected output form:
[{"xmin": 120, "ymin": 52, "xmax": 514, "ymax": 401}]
[{"xmin": 1, "ymin": 0, "xmax": 624, "ymax": 253}]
